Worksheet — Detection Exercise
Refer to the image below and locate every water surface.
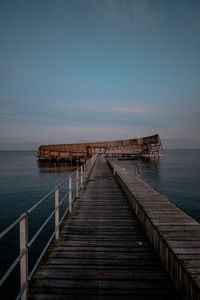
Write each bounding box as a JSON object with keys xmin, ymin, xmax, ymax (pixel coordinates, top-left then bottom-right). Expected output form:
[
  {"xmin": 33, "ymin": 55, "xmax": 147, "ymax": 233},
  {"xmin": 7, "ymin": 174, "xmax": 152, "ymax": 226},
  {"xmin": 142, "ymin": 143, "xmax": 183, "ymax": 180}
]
[{"xmin": 119, "ymin": 149, "xmax": 200, "ymax": 223}]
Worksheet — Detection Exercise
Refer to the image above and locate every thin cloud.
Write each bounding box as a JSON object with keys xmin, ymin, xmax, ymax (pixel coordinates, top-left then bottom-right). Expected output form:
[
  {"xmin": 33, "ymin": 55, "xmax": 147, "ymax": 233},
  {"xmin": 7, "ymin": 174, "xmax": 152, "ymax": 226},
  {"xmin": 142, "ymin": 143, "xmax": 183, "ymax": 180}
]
[{"xmin": 109, "ymin": 105, "xmax": 161, "ymax": 115}]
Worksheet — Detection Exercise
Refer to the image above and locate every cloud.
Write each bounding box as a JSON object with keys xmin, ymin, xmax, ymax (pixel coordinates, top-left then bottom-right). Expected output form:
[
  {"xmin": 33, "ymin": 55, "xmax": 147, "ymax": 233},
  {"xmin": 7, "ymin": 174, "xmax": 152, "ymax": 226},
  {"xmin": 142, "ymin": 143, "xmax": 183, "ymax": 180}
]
[
  {"xmin": 1, "ymin": 116, "xmax": 200, "ymax": 150},
  {"xmin": 0, "ymin": 118, "xmax": 157, "ymax": 146},
  {"xmin": 0, "ymin": 98, "xmax": 164, "ymax": 130},
  {"xmin": 1, "ymin": 95, "xmax": 199, "ymax": 130},
  {"xmin": 1, "ymin": 92, "xmax": 200, "ymax": 149},
  {"xmin": 107, "ymin": 104, "xmax": 161, "ymax": 115}
]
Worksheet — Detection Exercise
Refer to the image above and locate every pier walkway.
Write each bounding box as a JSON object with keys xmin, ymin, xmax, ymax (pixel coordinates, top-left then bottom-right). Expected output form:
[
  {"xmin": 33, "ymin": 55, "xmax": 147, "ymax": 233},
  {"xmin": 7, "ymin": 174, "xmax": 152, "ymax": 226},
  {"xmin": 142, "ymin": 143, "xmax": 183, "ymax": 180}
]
[{"xmin": 30, "ymin": 157, "xmax": 179, "ymax": 300}]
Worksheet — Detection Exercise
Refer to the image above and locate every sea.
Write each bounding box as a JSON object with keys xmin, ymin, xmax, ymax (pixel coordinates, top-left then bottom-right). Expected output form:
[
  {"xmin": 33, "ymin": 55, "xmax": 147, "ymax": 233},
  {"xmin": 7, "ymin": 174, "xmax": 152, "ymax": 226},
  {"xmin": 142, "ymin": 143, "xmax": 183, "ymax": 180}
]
[
  {"xmin": 0, "ymin": 149, "xmax": 200, "ymax": 298},
  {"xmin": 118, "ymin": 149, "xmax": 200, "ymax": 224}
]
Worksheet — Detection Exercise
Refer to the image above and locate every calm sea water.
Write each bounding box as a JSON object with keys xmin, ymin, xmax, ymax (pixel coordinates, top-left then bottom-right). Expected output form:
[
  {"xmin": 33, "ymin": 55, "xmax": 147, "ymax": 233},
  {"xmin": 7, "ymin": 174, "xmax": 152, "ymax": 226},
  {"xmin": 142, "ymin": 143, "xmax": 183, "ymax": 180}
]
[
  {"xmin": 119, "ymin": 149, "xmax": 200, "ymax": 223},
  {"xmin": 0, "ymin": 151, "xmax": 78, "ymax": 298},
  {"xmin": 0, "ymin": 151, "xmax": 79, "ymax": 232},
  {"xmin": 0, "ymin": 149, "xmax": 200, "ymax": 298}
]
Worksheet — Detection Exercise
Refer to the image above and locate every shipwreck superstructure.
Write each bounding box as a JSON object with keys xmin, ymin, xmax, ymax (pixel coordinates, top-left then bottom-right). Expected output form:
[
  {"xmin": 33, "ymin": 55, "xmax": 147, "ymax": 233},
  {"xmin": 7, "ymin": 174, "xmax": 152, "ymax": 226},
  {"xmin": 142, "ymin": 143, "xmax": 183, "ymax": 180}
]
[{"xmin": 37, "ymin": 134, "xmax": 163, "ymax": 161}]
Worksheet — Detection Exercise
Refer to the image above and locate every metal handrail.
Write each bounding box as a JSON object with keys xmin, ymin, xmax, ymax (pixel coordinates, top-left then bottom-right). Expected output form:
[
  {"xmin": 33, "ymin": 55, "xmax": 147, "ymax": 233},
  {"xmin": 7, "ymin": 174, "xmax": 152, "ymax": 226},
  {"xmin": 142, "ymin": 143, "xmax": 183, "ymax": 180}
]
[
  {"xmin": 0, "ymin": 213, "xmax": 26, "ymax": 240},
  {"xmin": 27, "ymin": 229, "xmax": 57, "ymax": 282},
  {"xmin": 27, "ymin": 166, "xmax": 80, "ymax": 215},
  {"xmin": 130, "ymin": 162, "xmax": 141, "ymax": 177},
  {"xmin": 27, "ymin": 208, "xmax": 57, "ymax": 248},
  {"xmin": 0, "ymin": 154, "xmax": 98, "ymax": 300},
  {"xmin": 0, "ymin": 247, "xmax": 27, "ymax": 286}
]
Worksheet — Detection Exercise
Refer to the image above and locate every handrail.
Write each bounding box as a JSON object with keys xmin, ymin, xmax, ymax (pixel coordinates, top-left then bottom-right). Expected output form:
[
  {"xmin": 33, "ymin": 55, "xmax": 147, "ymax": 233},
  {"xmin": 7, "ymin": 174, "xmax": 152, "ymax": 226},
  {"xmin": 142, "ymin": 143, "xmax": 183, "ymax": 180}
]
[
  {"xmin": 130, "ymin": 162, "xmax": 141, "ymax": 177},
  {"xmin": 0, "ymin": 154, "xmax": 98, "ymax": 300},
  {"xmin": 0, "ymin": 248, "xmax": 27, "ymax": 287},
  {"xmin": 27, "ymin": 165, "xmax": 81, "ymax": 214},
  {"xmin": 0, "ymin": 213, "xmax": 26, "ymax": 240}
]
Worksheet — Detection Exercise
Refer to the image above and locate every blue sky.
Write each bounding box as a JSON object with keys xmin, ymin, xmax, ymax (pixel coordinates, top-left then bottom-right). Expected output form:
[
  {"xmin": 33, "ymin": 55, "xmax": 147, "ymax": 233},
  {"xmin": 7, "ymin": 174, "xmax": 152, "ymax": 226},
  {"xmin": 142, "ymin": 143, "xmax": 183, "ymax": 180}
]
[{"xmin": 0, "ymin": 0, "xmax": 200, "ymax": 149}]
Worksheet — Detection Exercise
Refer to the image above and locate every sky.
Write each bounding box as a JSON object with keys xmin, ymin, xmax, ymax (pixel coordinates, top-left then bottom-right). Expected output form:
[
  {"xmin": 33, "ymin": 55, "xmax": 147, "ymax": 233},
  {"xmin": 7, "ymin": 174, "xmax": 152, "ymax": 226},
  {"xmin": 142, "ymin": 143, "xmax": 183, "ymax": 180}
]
[{"xmin": 0, "ymin": 0, "xmax": 200, "ymax": 150}]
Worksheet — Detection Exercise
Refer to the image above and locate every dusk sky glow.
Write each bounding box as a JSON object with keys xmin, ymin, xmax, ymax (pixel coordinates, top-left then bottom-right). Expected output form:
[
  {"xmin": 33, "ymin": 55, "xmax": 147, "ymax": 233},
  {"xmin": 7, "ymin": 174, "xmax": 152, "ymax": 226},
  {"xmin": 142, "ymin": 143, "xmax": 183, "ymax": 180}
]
[{"xmin": 0, "ymin": 0, "xmax": 200, "ymax": 149}]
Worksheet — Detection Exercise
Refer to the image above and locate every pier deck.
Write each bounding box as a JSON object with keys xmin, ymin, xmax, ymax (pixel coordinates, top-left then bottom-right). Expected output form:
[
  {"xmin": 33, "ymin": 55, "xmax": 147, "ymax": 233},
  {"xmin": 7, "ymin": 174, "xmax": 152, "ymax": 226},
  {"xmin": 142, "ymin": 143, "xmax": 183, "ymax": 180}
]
[{"xmin": 30, "ymin": 157, "xmax": 179, "ymax": 300}]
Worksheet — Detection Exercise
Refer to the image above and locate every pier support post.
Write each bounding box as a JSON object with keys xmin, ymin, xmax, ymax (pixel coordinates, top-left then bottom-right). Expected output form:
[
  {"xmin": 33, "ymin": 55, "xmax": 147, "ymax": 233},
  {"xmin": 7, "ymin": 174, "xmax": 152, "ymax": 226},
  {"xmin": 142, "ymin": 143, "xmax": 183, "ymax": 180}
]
[
  {"xmin": 81, "ymin": 166, "xmax": 83, "ymax": 188},
  {"xmin": 84, "ymin": 164, "xmax": 86, "ymax": 184},
  {"xmin": 76, "ymin": 170, "xmax": 79, "ymax": 198},
  {"xmin": 85, "ymin": 161, "xmax": 88, "ymax": 179},
  {"xmin": 69, "ymin": 177, "xmax": 72, "ymax": 213},
  {"xmin": 20, "ymin": 213, "xmax": 28, "ymax": 300},
  {"xmin": 55, "ymin": 188, "xmax": 59, "ymax": 241}
]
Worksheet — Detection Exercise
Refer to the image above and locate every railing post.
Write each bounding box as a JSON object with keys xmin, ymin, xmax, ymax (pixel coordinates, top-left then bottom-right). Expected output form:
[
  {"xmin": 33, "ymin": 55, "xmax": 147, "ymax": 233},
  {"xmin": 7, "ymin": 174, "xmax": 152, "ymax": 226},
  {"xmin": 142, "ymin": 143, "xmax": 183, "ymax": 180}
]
[
  {"xmin": 76, "ymin": 170, "xmax": 79, "ymax": 198},
  {"xmin": 55, "ymin": 188, "xmax": 59, "ymax": 241},
  {"xmin": 85, "ymin": 161, "xmax": 88, "ymax": 179},
  {"xmin": 20, "ymin": 213, "xmax": 28, "ymax": 300},
  {"xmin": 69, "ymin": 177, "xmax": 72, "ymax": 213},
  {"xmin": 81, "ymin": 165, "xmax": 83, "ymax": 188},
  {"xmin": 88, "ymin": 160, "xmax": 91, "ymax": 173},
  {"xmin": 84, "ymin": 163, "xmax": 86, "ymax": 184}
]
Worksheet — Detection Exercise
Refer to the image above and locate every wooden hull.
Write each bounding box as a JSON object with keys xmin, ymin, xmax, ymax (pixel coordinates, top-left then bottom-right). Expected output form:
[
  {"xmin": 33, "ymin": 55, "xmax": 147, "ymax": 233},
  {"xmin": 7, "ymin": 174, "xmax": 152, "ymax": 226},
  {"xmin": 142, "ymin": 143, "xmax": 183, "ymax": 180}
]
[{"xmin": 37, "ymin": 134, "xmax": 163, "ymax": 161}]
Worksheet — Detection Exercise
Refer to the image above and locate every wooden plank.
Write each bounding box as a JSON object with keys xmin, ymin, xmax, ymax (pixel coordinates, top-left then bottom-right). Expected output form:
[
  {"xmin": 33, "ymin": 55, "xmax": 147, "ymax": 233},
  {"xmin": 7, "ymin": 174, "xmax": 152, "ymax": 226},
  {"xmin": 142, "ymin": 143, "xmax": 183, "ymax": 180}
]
[
  {"xmin": 31, "ymin": 278, "xmax": 175, "ymax": 289},
  {"xmin": 30, "ymin": 293, "xmax": 178, "ymax": 300},
  {"xmin": 167, "ymin": 241, "xmax": 200, "ymax": 248},
  {"xmin": 30, "ymin": 287, "xmax": 178, "ymax": 298},
  {"xmin": 48, "ymin": 245, "xmax": 151, "ymax": 252},
  {"xmin": 49, "ymin": 240, "xmax": 151, "ymax": 247},
  {"xmin": 37, "ymin": 263, "xmax": 164, "ymax": 271},
  {"xmin": 40, "ymin": 258, "xmax": 162, "ymax": 266},
  {"xmin": 46, "ymin": 252, "xmax": 156, "ymax": 260},
  {"xmin": 33, "ymin": 269, "xmax": 168, "ymax": 280}
]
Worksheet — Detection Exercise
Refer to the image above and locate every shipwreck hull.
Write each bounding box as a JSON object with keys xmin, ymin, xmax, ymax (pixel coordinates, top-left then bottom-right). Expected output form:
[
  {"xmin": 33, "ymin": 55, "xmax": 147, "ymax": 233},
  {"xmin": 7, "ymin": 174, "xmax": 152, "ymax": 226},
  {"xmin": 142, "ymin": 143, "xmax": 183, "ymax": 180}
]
[{"xmin": 37, "ymin": 134, "xmax": 163, "ymax": 161}]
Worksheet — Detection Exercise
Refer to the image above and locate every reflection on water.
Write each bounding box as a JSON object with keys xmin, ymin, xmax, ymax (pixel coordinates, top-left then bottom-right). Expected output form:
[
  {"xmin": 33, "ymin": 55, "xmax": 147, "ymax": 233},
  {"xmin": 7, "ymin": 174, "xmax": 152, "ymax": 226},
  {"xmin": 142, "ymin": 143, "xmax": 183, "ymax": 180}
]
[
  {"xmin": 37, "ymin": 159, "xmax": 80, "ymax": 173},
  {"xmin": 137, "ymin": 157, "xmax": 161, "ymax": 183}
]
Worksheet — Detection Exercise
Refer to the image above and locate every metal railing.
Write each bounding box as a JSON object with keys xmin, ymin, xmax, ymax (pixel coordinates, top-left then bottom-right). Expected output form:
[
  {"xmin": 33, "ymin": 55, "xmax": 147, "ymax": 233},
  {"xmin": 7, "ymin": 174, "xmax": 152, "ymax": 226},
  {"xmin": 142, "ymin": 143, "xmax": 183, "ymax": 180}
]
[
  {"xmin": 0, "ymin": 154, "xmax": 98, "ymax": 300},
  {"xmin": 129, "ymin": 162, "xmax": 141, "ymax": 177}
]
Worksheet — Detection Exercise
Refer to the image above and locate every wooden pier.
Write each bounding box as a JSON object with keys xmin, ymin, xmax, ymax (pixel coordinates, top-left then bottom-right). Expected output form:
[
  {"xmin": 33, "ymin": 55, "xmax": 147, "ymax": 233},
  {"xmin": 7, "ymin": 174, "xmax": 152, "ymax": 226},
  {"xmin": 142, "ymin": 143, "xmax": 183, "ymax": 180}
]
[
  {"xmin": 29, "ymin": 157, "xmax": 179, "ymax": 300},
  {"xmin": 1, "ymin": 155, "xmax": 200, "ymax": 299}
]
